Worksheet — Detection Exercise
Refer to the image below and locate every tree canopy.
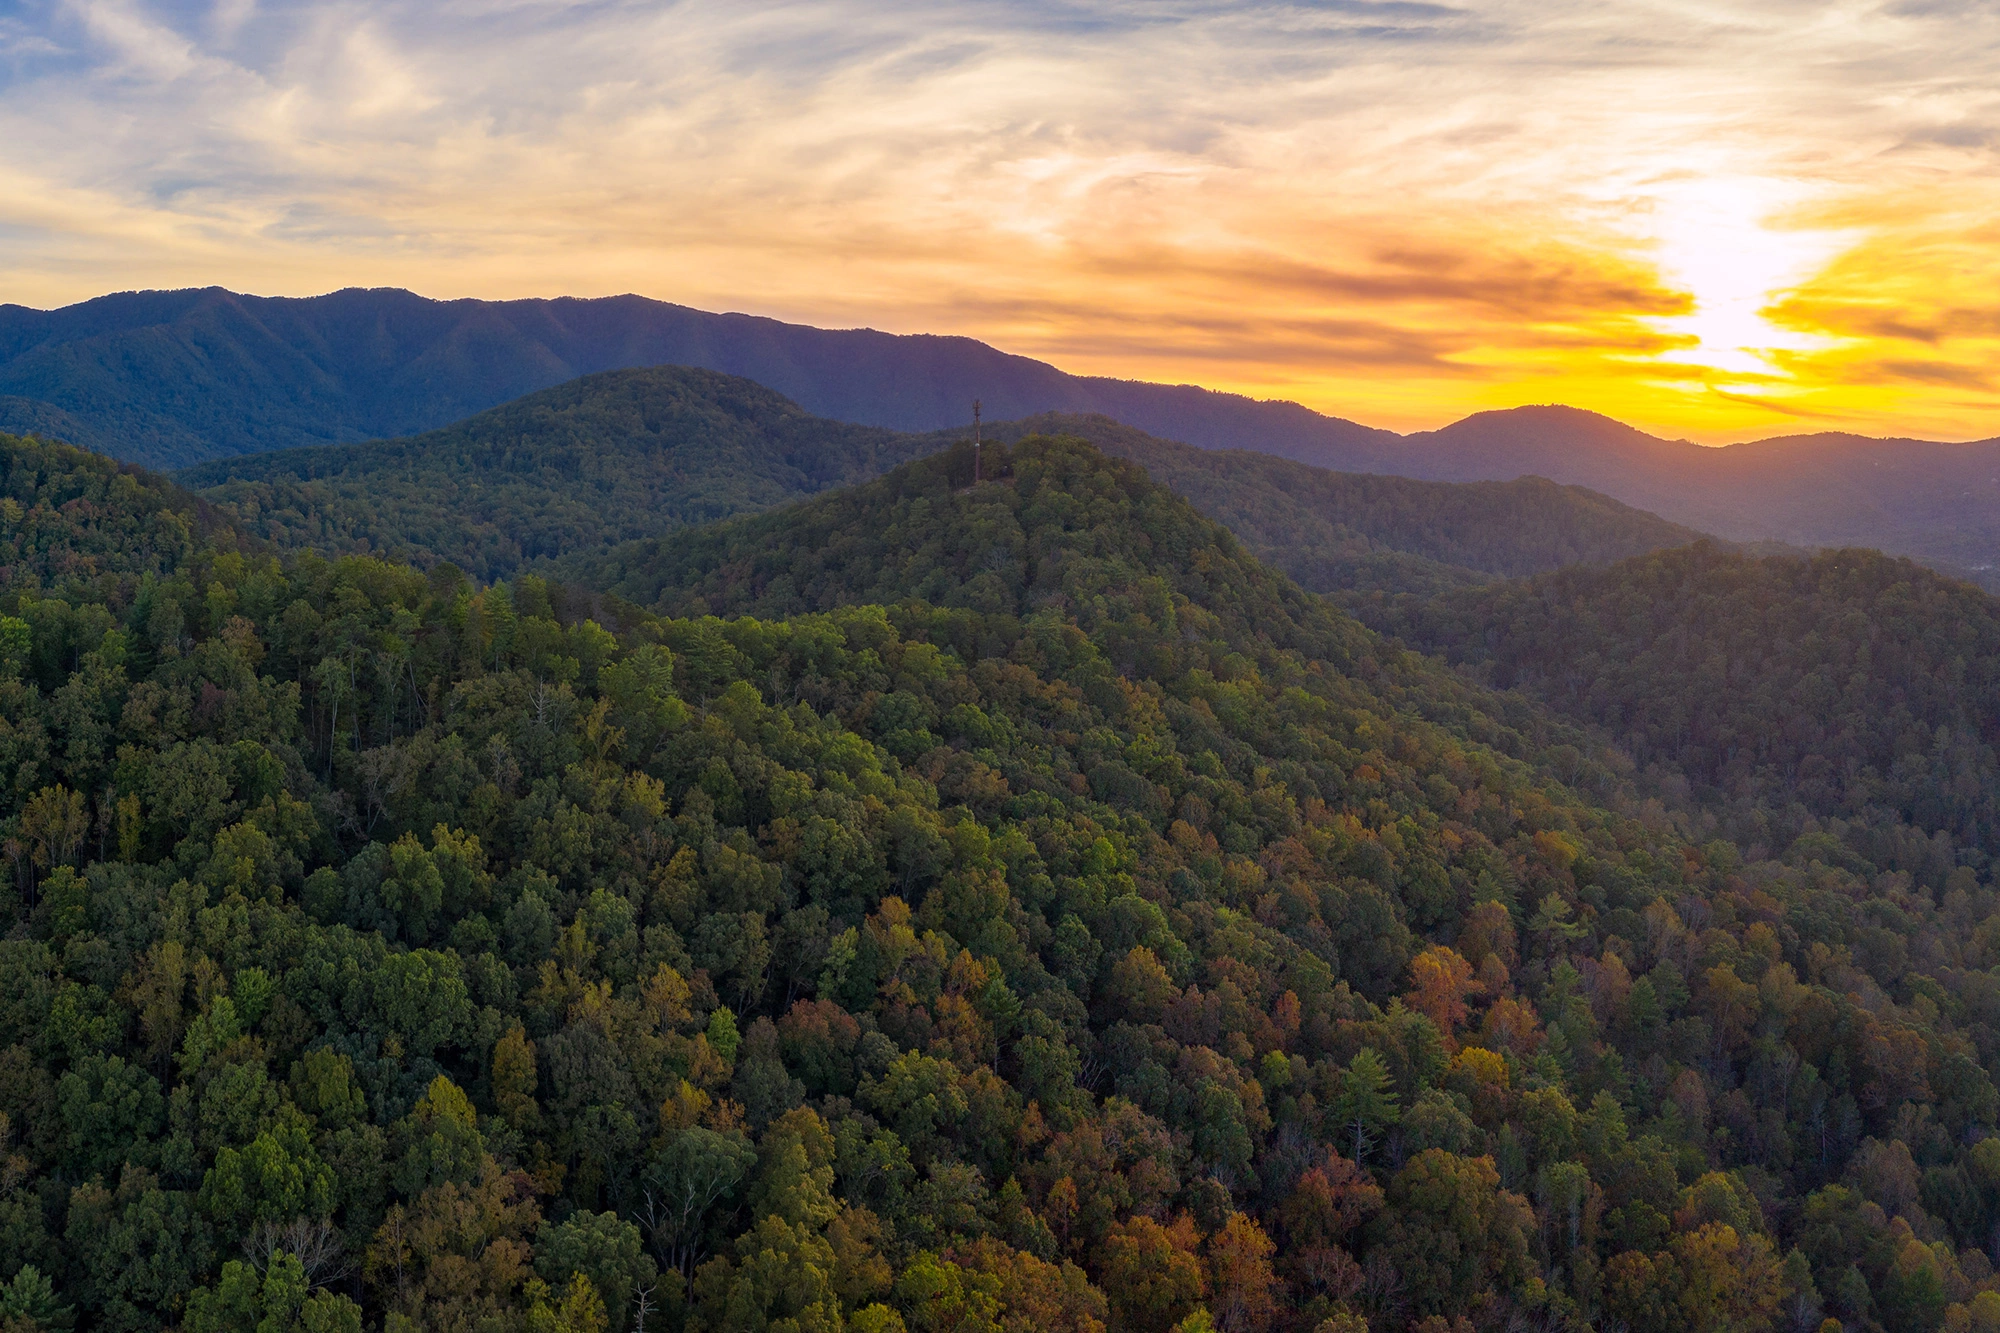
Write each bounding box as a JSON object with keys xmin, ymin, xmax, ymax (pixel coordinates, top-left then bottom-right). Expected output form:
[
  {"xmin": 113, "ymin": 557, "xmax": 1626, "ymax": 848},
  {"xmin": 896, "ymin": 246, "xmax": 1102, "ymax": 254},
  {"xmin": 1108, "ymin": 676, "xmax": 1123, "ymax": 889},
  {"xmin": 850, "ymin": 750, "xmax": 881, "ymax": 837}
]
[
  {"xmin": 1, "ymin": 429, "xmax": 1997, "ymax": 1333},
  {"xmin": 1355, "ymin": 540, "xmax": 2000, "ymax": 876}
]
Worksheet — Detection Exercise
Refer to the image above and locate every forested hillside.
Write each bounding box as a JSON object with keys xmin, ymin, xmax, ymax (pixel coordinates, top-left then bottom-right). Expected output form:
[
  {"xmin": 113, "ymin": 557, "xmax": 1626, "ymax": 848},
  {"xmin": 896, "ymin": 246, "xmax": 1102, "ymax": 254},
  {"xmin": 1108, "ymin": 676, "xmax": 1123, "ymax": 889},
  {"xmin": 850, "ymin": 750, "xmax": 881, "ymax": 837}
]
[
  {"xmin": 6, "ymin": 430, "xmax": 2000, "ymax": 1333},
  {"xmin": 177, "ymin": 369, "xmax": 931, "ymax": 582},
  {"xmin": 1353, "ymin": 542, "xmax": 2000, "ymax": 886},
  {"xmin": 0, "ymin": 432, "xmax": 243, "ymax": 588}
]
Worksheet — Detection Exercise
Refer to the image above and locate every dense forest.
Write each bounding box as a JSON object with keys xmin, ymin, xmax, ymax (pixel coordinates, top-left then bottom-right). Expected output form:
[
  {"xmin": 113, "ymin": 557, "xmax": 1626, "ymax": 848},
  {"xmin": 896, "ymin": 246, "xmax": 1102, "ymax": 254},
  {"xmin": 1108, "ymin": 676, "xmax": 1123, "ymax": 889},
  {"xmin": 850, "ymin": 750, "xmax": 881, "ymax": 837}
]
[
  {"xmin": 11, "ymin": 426, "xmax": 2000, "ymax": 1332},
  {"xmin": 1351, "ymin": 542, "xmax": 2000, "ymax": 890},
  {"xmin": 177, "ymin": 370, "xmax": 931, "ymax": 582}
]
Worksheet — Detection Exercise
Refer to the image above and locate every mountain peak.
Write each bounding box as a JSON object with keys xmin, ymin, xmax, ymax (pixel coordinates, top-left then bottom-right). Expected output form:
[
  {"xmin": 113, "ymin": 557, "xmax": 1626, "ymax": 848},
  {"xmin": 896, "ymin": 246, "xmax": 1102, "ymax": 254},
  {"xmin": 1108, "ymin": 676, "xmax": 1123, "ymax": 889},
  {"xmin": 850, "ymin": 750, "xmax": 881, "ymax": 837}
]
[
  {"xmin": 1417, "ymin": 403, "xmax": 1669, "ymax": 446},
  {"xmin": 564, "ymin": 432, "xmax": 1361, "ymax": 660}
]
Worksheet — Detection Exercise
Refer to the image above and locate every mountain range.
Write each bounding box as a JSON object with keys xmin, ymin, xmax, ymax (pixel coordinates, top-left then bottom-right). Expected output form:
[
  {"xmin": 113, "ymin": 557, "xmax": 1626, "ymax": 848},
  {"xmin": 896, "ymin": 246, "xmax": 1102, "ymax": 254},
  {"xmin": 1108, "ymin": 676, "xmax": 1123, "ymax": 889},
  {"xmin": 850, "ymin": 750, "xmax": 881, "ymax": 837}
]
[
  {"xmin": 972, "ymin": 412, "xmax": 1706, "ymax": 597},
  {"xmin": 175, "ymin": 367, "xmax": 1701, "ymax": 594},
  {"xmin": 1365, "ymin": 408, "xmax": 2000, "ymax": 583},
  {"xmin": 5, "ymin": 286, "xmax": 1998, "ymax": 583},
  {"xmin": 0, "ymin": 286, "xmax": 1386, "ymax": 469}
]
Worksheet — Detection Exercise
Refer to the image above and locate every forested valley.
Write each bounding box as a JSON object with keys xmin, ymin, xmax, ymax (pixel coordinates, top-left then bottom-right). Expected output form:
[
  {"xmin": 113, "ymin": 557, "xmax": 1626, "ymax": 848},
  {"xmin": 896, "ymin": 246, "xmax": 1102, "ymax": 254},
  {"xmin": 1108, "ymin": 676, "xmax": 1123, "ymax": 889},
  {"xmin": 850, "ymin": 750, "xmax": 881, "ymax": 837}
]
[{"xmin": 4, "ymin": 419, "xmax": 2000, "ymax": 1333}]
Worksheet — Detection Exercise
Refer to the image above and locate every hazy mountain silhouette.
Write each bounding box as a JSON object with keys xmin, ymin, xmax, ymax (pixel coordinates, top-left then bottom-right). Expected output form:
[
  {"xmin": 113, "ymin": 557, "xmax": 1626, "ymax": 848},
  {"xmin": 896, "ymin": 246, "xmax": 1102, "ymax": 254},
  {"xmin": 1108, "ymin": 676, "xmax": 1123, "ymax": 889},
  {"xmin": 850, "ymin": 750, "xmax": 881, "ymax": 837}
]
[
  {"xmin": 1373, "ymin": 407, "xmax": 2000, "ymax": 581},
  {"xmin": 0, "ymin": 286, "xmax": 1391, "ymax": 470}
]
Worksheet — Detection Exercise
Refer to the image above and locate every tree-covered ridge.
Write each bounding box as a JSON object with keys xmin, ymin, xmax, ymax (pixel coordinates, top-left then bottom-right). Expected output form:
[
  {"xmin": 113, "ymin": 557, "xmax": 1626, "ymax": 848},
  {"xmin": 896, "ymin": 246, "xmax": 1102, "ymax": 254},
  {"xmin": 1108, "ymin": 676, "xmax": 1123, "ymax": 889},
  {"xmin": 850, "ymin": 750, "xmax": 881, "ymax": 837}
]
[
  {"xmin": 3, "ymin": 430, "xmax": 2000, "ymax": 1333},
  {"xmin": 1352, "ymin": 542, "xmax": 2000, "ymax": 880},
  {"xmin": 0, "ymin": 431, "xmax": 233, "ymax": 593},
  {"xmin": 178, "ymin": 368, "xmax": 936, "ymax": 582},
  {"xmin": 174, "ymin": 369, "xmax": 1704, "ymax": 597},
  {"xmin": 563, "ymin": 437, "xmax": 1370, "ymax": 653},
  {"xmin": 957, "ymin": 414, "xmax": 1706, "ymax": 596}
]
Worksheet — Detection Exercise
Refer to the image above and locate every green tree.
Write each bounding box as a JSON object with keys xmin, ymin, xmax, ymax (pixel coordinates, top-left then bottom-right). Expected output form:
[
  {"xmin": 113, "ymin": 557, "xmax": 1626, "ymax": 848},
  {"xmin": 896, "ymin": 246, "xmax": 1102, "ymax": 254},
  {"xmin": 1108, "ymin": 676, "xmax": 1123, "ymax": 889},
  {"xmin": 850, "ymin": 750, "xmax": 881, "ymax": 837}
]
[
  {"xmin": 56, "ymin": 1054, "xmax": 164, "ymax": 1179},
  {"xmin": 537, "ymin": 1211, "xmax": 660, "ymax": 1333},
  {"xmin": 1100, "ymin": 1215, "xmax": 1205, "ymax": 1333},
  {"xmin": 0, "ymin": 1267, "xmax": 71, "ymax": 1331},
  {"xmin": 1329, "ymin": 1049, "xmax": 1399, "ymax": 1163},
  {"xmin": 183, "ymin": 1253, "xmax": 362, "ymax": 1333},
  {"xmin": 642, "ymin": 1126, "xmax": 760, "ymax": 1277},
  {"xmin": 689, "ymin": 1214, "xmax": 845, "ymax": 1333},
  {"xmin": 1372, "ymin": 1151, "xmax": 1535, "ymax": 1321},
  {"xmin": 528, "ymin": 1274, "xmax": 610, "ymax": 1333},
  {"xmin": 199, "ymin": 1118, "xmax": 337, "ymax": 1240},
  {"xmin": 394, "ymin": 1076, "xmax": 486, "ymax": 1196}
]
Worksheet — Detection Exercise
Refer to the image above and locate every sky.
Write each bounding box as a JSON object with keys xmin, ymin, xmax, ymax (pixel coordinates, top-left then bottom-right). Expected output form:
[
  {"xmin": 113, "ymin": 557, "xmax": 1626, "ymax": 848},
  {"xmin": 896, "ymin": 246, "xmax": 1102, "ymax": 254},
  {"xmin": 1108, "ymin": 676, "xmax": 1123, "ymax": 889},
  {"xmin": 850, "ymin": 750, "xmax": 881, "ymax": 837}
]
[{"xmin": 2, "ymin": 1, "xmax": 1998, "ymax": 442}]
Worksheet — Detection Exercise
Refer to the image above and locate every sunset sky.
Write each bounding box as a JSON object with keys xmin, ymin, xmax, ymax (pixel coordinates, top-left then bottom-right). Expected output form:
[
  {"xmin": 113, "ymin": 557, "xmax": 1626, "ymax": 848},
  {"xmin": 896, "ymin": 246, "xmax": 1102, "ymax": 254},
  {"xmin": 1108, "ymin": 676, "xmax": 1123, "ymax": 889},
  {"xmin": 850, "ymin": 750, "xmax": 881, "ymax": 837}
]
[{"xmin": 3, "ymin": 0, "xmax": 1998, "ymax": 442}]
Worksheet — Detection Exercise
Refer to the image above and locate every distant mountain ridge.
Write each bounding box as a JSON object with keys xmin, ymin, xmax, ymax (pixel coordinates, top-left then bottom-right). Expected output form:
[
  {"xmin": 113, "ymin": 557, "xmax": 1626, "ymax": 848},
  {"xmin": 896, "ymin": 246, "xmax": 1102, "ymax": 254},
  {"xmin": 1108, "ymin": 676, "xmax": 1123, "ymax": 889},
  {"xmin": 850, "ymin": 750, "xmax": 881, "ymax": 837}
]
[
  {"xmin": 6, "ymin": 286, "xmax": 1999, "ymax": 581},
  {"xmin": 0, "ymin": 285, "xmax": 1391, "ymax": 470},
  {"xmin": 1379, "ymin": 407, "xmax": 2000, "ymax": 581}
]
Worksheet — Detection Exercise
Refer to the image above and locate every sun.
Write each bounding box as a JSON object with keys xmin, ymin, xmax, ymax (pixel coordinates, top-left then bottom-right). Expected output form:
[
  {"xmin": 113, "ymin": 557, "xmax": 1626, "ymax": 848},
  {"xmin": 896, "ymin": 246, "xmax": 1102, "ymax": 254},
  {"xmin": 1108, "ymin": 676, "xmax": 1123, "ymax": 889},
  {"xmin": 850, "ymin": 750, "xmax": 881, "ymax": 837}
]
[{"xmin": 1642, "ymin": 175, "xmax": 1856, "ymax": 387}]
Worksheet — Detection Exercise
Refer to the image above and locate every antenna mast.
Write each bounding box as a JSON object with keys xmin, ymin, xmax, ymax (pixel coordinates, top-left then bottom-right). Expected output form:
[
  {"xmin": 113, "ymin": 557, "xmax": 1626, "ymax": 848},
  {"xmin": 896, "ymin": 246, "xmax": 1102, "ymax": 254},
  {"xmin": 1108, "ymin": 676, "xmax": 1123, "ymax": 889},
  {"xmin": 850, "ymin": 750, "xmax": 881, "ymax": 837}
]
[{"xmin": 973, "ymin": 399, "xmax": 982, "ymax": 483}]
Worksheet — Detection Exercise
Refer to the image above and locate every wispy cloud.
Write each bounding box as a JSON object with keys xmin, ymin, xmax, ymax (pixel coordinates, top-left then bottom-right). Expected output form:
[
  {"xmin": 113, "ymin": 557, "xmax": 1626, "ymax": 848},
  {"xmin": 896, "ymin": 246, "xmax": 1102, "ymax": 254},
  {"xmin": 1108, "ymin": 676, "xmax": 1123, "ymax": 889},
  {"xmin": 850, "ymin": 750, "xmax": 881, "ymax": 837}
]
[{"xmin": 2, "ymin": 0, "xmax": 1999, "ymax": 438}]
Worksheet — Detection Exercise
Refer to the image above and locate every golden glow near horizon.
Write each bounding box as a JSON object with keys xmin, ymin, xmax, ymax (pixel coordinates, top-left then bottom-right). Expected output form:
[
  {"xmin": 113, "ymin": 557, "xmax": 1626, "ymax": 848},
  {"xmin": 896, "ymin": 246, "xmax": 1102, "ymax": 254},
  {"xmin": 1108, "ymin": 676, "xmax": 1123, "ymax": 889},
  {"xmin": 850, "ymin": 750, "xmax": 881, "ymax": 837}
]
[{"xmin": 4, "ymin": 1, "xmax": 2000, "ymax": 442}]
